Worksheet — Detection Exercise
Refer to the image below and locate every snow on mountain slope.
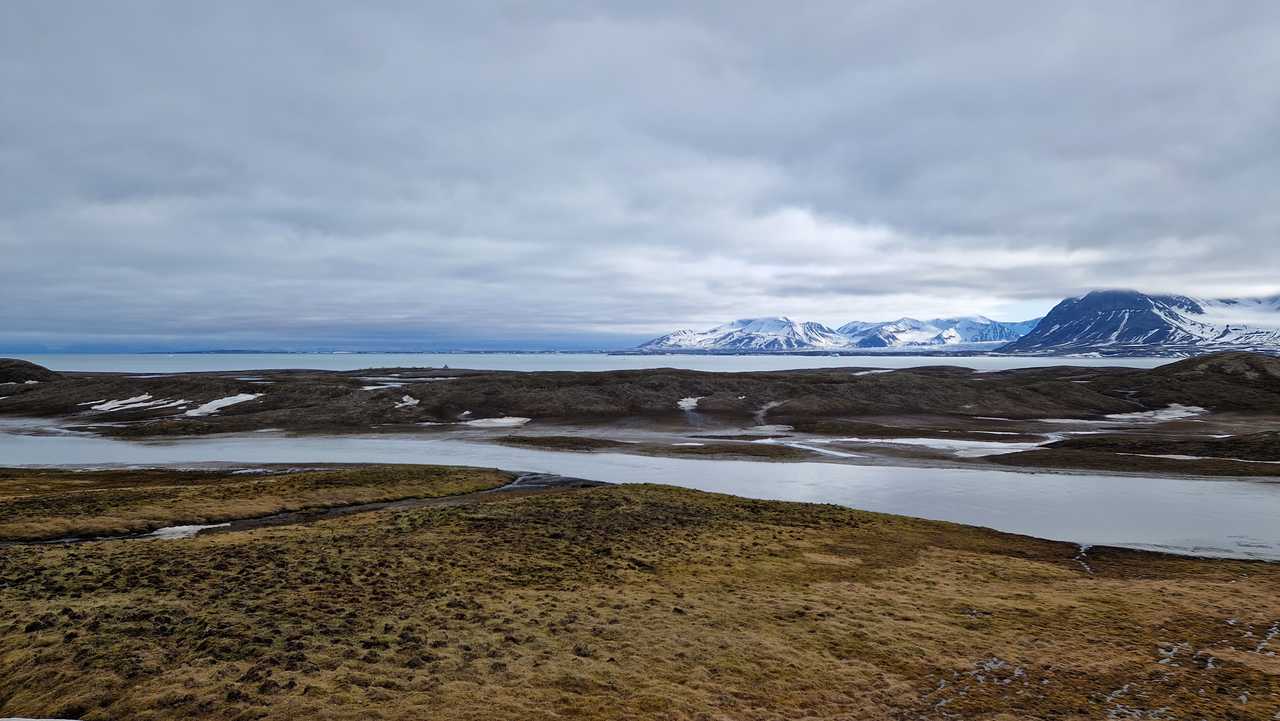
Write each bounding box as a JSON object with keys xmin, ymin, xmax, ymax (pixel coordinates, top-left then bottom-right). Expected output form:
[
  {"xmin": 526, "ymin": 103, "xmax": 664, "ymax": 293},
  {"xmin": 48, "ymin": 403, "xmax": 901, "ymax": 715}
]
[
  {"xmin": 640, "ymin": 315, "xmax": 1041, "ymax": 352},
  {"xmin": 639, "ymin": 317, "xmax": 850, "ymax": 351},
  {"xmin": 999, "ymin": 290, "xmax": 1280, "ymax": 356},
  {"xmin": 838, "ymin": 316, "xmax": 1041, "ymax": 348}
]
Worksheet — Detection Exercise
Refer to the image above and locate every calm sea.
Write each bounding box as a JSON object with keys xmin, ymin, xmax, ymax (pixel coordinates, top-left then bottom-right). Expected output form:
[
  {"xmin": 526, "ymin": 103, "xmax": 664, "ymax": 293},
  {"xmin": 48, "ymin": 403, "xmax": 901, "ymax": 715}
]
[{"xmin": 14, "ymin": 353, "xmax": 1173, "ymax": 374}]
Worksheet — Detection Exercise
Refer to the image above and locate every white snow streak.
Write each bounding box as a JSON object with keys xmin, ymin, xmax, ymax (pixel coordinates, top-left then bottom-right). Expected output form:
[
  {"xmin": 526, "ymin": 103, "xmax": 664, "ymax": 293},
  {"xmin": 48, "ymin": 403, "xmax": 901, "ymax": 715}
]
[
  {"xmin": 147, "ymin": 523, "xmax": 231, "ymax": 540},
  {"xmin": 184, "ymin": 393, "xmax": 263, "ymax": 417}
]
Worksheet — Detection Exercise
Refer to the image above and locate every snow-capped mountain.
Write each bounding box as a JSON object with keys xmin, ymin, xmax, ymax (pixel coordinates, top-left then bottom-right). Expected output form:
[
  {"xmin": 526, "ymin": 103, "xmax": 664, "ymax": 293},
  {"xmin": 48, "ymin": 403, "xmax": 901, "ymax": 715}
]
[
  {"xmin": 838, "ymin": 316, "xmax": 1040, "ymax": 348},
  {"xmin": 639, "ymin": 315, "xmax": 1040, "ymax": 352},
  {"xmin": 998, "ymin": 290, "xmax": 1280, "ymax": 356},
  {"xmin": 639, "ymin": 317, "xmax": 851, "ymax": 352}
]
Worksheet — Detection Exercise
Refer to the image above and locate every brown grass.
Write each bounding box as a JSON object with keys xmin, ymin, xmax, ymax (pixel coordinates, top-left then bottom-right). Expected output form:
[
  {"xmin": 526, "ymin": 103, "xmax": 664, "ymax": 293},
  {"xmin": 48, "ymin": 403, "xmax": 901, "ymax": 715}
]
[
  {"xmin": 0, "ymin": 466, "xmax": 510, "ymax": 541},
  {"xmin": 1, "ymin": 471, "xmax": 1278, "ymax": 719}
]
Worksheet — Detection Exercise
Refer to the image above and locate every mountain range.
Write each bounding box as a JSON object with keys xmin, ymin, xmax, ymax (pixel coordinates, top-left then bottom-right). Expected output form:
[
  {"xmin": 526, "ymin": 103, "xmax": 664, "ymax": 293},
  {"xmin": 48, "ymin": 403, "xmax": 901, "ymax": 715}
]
[
  {"xmin": 638, "ymin": 290, "xmax": 1280, "ymax": 356},
  {"xmin": 639, "ymin": 315, "xmax": 1041, "ymax": 352}
]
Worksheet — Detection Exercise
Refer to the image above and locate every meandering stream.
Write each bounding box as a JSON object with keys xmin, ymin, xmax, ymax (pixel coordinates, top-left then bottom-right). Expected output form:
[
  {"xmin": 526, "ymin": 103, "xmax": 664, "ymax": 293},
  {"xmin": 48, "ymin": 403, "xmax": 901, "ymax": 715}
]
[{"xmin": 3, "ymin": 422, "xmax": 1279, "ymax": 560}]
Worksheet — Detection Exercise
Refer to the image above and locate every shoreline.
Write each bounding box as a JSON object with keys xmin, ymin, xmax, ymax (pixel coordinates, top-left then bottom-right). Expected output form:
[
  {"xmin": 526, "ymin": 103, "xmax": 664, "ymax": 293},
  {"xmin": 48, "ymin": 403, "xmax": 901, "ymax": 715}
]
[
  {"xmin": 7, "ymin": 413, "xmax": 1280, "ymax": 483},
  {"xmin": 2, "ymin": 460, "xmax": 1278, "ymax": 562}
]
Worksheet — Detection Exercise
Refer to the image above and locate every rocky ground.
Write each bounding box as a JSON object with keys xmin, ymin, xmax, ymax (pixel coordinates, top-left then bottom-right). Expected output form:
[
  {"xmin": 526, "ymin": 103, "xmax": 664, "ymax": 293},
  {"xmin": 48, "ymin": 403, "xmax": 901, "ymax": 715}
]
[
  {"xmin": 0, "ymin": 465, "xmax": 1277, "ymax": 720},
  {"xmin": 3, "ymin": 352, "xmax": 1279, "ymax": 477}
]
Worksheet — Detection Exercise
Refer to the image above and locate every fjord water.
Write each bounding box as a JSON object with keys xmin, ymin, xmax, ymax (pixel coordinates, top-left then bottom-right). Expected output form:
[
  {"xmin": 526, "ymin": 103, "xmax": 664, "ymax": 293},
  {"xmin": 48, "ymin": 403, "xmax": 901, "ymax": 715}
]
[
  {"xmin": 16, "ymin": 352, "xmax": 1173, "ymax": 374},
  {"xmin": 2, "ymin": 424, "xmax": 1277, "ymax": 560}
]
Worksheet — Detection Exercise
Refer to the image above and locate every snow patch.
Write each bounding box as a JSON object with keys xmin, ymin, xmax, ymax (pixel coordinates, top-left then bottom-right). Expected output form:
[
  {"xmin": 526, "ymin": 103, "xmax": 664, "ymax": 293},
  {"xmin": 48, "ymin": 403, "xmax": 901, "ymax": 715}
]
[
  {"xmin": 87, "ymin": 396, "xmax": 190, "ymax": 412},
  {"xmin": 1105, "ymin": 404, "xmax": 1206, "ymax": 422},
  {"xmin": 1119, "ymin": 453, "xmax": 1280, "ymax": 465},
  {"xmin": 147, "ymin": 522, "xmax": 231, "ymax": 540},
  {"xmin": 677, "ymin": 396, "xmax": 703, "ymax": 411},
  {"xmin": 754, "ymin": 400, "xmax": 787, "ymax": 424},
  {"xmin": 184, "ymin": 393, "xmax": 263, "ymax": 417},
  {"xmin": 91, "ymin": 395, "xmax": 153, "ymax": 411},
  {"xmin": 394, "ymin": 395, "xmax": 420, "ymax": 409},
  {"xmin": 783, "ymin": 442, "xmax": 864, "ymax": 458}
]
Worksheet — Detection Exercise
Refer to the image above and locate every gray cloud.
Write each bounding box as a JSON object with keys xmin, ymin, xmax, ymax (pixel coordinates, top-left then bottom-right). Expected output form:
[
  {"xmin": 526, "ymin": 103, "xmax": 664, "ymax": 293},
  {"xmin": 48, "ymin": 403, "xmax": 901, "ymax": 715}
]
[{"xmin": 3, "ymin": 1, "xmax": 1279, "ymax": 350}]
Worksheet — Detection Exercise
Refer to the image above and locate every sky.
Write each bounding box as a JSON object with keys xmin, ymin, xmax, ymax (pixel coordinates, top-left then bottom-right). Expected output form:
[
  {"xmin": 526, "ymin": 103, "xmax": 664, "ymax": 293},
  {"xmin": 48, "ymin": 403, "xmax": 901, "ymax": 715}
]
[{"xmin": 3, "ymin": 2, "xmax": 1279, "ymax": 351}]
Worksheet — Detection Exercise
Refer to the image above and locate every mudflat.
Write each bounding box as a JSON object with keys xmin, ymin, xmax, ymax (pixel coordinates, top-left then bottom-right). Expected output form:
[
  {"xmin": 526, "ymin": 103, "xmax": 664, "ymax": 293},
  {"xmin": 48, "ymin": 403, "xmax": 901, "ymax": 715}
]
[{"xmin": 0, "ymin": 465, "xmax": 1278, "ymax": 719}]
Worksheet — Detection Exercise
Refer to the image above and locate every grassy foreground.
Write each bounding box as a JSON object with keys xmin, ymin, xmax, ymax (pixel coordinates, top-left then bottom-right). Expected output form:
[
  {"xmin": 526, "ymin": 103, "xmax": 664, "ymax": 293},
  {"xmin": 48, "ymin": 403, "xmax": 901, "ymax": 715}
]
[
  {"xmin": 0, "ymin": 466, "xmax": 511, "ymax": 541},
  {"xmin": 1, "ymin": 470, "xmax": 1279, "ymax": 719}
]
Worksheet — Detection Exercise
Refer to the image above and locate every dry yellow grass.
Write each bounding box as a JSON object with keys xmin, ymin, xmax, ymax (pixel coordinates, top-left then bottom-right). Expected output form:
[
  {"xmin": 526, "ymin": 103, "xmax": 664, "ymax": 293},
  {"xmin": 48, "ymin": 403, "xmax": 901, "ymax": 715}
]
[
  {"xmin": 0, "ymin": 472, "xmax": 1278, "ymax": 719},
  {"xmin": 0, "ymin": 466, "xmax": 511, "ymax": 541}
]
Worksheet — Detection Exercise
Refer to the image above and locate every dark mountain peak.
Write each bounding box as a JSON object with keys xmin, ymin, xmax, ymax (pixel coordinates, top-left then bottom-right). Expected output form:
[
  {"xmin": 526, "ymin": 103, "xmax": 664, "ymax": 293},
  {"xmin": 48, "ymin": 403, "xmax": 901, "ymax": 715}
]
[
  {"xmin": 1000, "ymin": 290, "xmax": 1280, "ymax": 356},
  {"xmin": 1066, "ymin": 289, "xmax": 1203, "ymax": 315}
]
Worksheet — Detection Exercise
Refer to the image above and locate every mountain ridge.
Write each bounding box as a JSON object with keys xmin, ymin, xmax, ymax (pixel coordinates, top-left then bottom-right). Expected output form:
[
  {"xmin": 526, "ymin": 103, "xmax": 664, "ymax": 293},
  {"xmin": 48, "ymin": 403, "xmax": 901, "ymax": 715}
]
[
  {"xmin": 999, "ymin": 290, "xmax": 1280, "ymax": 356},
  {"xmin": 640, "ymin": 315, "xmax": 1041, "ymax": 353},
  {"xmin": 638, "ymin": 290, "xmax": 1280, "ymax": 356}
]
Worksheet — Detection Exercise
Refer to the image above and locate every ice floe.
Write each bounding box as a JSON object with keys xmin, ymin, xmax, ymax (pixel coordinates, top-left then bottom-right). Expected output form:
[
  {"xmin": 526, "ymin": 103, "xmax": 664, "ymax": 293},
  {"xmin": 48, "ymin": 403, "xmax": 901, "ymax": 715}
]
[
  {"xmin": 184, "ymin": 393, "xmax": 263, "ymax": 417},
  {"xmin": 464, "ymin": 416, "xmax": 532, "ymax": 428},
  {"xmin": 803, "ymin": 436, "xmax": 1050, "ymax": 458}
]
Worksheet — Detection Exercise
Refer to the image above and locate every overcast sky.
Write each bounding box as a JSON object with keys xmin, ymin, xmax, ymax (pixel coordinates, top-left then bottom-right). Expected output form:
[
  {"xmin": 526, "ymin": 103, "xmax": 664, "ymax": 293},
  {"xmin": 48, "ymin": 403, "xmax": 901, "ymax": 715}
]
[{"xmin": 3, "ymin": 2, "xmax": 1279, "ymax": 351}]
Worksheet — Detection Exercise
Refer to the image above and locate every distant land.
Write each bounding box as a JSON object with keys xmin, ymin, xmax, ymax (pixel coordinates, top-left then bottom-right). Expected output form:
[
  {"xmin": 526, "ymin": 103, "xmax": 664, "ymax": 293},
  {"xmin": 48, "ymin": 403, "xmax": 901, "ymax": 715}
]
[
  {"xmin": 21, "ymin": 290, "xmax": 1280, "ymax": 359},
  {"xmin": 636, "ymin": 290, "xmax": 1280, "ymax": 357}
]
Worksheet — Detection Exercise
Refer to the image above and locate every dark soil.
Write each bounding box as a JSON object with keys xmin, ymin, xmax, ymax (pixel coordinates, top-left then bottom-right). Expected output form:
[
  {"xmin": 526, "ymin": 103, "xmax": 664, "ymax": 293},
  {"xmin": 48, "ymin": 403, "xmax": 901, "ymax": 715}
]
[{"xmin": 4, "ymin": 352, "xmax": 1280, "ymax": 439}]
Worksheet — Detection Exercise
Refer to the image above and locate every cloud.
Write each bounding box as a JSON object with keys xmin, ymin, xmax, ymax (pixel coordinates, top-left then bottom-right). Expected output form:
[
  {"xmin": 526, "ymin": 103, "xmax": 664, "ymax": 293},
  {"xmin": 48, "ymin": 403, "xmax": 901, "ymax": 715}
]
[{"xmin": 2, "ymin": 1, "xmax": 1279, "ymax": 349}]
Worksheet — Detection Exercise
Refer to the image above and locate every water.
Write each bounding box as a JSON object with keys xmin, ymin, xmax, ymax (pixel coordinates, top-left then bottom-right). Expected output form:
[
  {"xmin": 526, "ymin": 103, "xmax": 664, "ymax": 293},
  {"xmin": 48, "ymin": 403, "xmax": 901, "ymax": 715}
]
[
  {"xmin": 2, "ymin": 425, "xmax": 1276, "ymax": 560},
  {"xmin": 14, "ymin": 352, "xmax": 1173, "ymax": 374}
]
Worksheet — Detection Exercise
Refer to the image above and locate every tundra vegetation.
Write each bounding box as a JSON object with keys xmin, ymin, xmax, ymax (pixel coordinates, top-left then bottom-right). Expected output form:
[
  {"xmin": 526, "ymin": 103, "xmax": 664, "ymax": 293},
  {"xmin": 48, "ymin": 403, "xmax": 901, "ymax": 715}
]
[{"xmin": 0, "ymin": 465, "xmax": 1277, "ymax": 719}]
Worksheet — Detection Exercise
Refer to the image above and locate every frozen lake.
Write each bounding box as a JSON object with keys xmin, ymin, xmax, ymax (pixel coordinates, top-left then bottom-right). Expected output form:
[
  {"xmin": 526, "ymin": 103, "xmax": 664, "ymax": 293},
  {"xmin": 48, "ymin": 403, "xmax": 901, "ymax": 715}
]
[
  {"xmin": 2, "ymin": 422, "xmax": 1276, "ymax": 561},
  {"xmin": 15, "ymin": 352, "xmax": 1173, "ymax": 374}
]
